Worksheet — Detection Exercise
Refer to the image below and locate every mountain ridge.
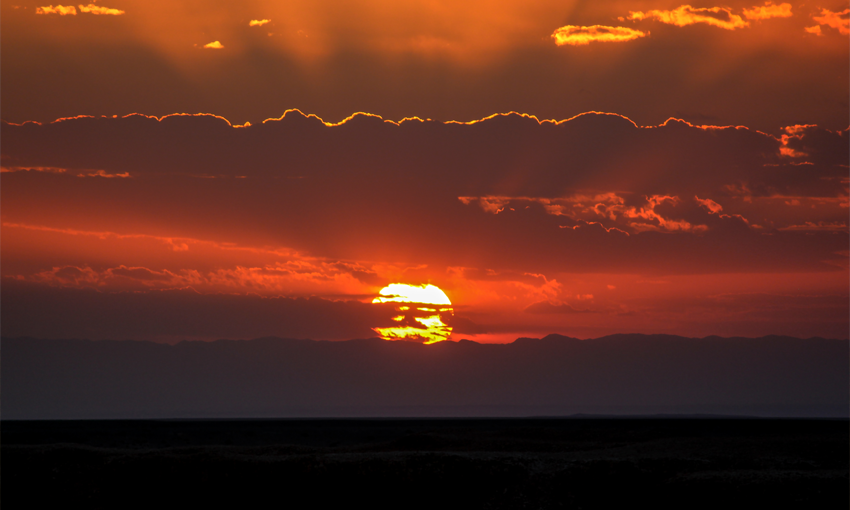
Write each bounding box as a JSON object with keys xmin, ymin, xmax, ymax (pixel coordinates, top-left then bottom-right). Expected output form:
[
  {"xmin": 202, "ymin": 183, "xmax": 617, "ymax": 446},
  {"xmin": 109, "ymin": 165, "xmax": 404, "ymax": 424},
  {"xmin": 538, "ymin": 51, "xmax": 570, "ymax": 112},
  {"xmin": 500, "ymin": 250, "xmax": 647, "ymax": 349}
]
[{"xmin": 3, "ymin": 334, "xmax": 846, "ymax": 420}]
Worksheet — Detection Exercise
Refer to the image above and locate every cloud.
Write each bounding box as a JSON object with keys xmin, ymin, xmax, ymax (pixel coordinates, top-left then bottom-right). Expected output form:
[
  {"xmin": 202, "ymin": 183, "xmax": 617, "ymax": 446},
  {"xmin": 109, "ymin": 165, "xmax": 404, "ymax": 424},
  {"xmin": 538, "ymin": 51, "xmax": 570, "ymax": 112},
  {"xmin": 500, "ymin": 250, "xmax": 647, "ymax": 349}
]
[
  {"xmin": 249, "ymin": 19, "xmax": 271, "ymax": 27},
  {"xmin": 77, "ymin": 169, "xmax": 130, "ymax": 178},
  {"xmin": 627, "ymin": 5, "xmax": 749, "ymax": 30},
  {"xmin": 3, "ymin": 111, "xmax": 846, "ymax": 276},
  {"xmin": 203, "ymin": 41, "xmax": 224, "ymax": 49},
  {"xmin": 695, "ymin": 196, "xmax": 723, "ymax": 214},
  {"xmin": 0, "ymin": 279, "xmax": 386, "ymax": 342},
  {"xmin": 1, "ymin": 166, "xmax": 67, "ymax": 173},
  {"xmin": 25, "ymin": 259, "xmax": 382, "ymax": 294},
  {"xmin": 460, "ymin": 194, "xmax": 711, "ymax": 234},
  {"xmin": 804, "ymin": 25, "xmax": 822, "ymax": 36},
  {"xmin": 778, "ymin": 221, "xmax": 849, "ymax": 232},
  {"xmin": 551, "ymin": 25, "xmax": 646, "ymax": 46},
  {"xmin": 811, "ymin": 8, "xmax": 850, "ymax": 35},
  {"xmin": 524, "ymin": 301, "xmax": 596, "ymax": 314},
  {"xmin": 779, "ymin": 124, "xmax": 850, "ymax": 168},
  {"xmin": 35, "ymin": 5, "xmax": 76, "ymax": 15},
  {"xmin": 78, "ymin": 4, "xmax": 124, "ymax": 15},
  {"xmin": 742, "ymin": 2, "xmax": 792, "ymax": 21}
]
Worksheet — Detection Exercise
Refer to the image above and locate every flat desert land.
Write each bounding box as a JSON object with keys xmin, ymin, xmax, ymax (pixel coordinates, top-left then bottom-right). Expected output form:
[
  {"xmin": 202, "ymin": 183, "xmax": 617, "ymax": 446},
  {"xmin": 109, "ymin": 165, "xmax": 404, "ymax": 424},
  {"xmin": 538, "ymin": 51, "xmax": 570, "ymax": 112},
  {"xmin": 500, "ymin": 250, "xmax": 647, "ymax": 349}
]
[{"xmin": 3, "ymin": 418, "xmax": 847, "ymax": 509}]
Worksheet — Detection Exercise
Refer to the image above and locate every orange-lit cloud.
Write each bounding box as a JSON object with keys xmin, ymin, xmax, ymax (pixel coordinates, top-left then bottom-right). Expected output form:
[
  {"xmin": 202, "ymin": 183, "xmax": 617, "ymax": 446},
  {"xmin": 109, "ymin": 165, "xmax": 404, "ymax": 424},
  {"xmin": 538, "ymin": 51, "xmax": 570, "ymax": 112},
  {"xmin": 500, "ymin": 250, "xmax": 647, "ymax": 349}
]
[
  {"xmin": 1, "ymin": 166, "xmax": 67, "ymax": 174},
  {"xmin": 621, "ymin": 195, "xmax": 708, "ymax": 233},
  {"xmin": 551, "ymin": 25, "xmax": 646, "ymax": 46},
  {"xmin": 742, "ymin": 2, "xmax": 792, "ymax": 20},
  {"xmin": 203, "ymin": 41, "xmax": 224, "ymax": 49},
  {"xmin": 778, "ymin": 221, "xmax": 849, "ymax": 232},
  {"xmin": 805, "ymin": 25, "xmax": 822, "ymax": 36},
  {"xmin": 811, "ymin": 8, "xmax": 850, "ymax": 35},
  {"xmin": 78, "ymin": 4, "xmax": 124, "ymax": 15},
  {"xmin": 35, "ymin": 5, "xmax": 76, "ymax": 15},
  {"xmin": 77, "ymin": 169, "xmax": 130, "ymax": 178},
  {"xmin": 3, "ymin": 111, "xmax": 846, "ymax": 283},
  {"xmin": 460, "ymin": 194, "xmax": 714, "ymax": 234},
  {"xmin": 0, "ymin": 221, "xmax": 389, "ymax": 296},
  {"xmin": 695, "ymin": 196, "xmax": 723, "ymax": 214},
  {"xmin": 249, "ymin": 19, "xmax": 270, "ymax": 27},
  {"xmin": 779, "ymin": 124, "xmax": 815, "ymax": 158},
  {"xmin": 627, "ymin": 5, "xmax": 749, "ymax": 30}
]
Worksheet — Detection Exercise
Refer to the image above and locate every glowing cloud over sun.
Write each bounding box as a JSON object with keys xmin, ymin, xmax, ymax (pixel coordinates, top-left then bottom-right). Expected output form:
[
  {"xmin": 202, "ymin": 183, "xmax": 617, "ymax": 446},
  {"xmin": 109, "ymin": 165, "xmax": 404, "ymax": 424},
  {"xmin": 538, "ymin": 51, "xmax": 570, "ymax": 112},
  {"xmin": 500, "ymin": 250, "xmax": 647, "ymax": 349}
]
[
  {"xmin": 372, "ymin": 284, "xmax": 453, "ymax": 344},
  {"xmin": 742, "ymin": 2, "xmax": 792, "ymax": 20},
  {"xmin": 373, "ymin": 283, "xmax": 452, "ymax": 305},
  {"xmin": 203, "ymin": 41, "xmax": 225, "ymax": 49},
  {"xmin": 78, "ymin": 4, "xmax": 124, "ymax": 15},
  {"xmin": 36, "ymin": 5, "xmax": 77, "ymax": 15},
  {"xmin": 627, "ymin": 5, "xmax": 749, "ymax": 30},
  {"xmin": 249, "ymin": 19, "xmax": 271, "ymax": 27},
  {"xmin": 811, "ymin": 8, "xmax": 850, "ymax": 35},
  {"xmin": 552, "ymin": 25, "xmax": 647, "ymax": 46}
]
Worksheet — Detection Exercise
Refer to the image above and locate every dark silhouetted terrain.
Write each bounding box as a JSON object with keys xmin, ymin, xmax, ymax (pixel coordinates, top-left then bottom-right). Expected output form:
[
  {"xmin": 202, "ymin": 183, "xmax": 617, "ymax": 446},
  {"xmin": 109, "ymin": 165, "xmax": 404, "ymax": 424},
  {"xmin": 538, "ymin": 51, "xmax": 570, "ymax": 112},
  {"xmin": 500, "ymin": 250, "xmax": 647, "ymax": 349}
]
[
  {"xmin": 2, "ymin": 334, "xmax": 847, "ymax": 419},
  {"xmin": 3, "ymin": 418, "xmax": 847, "ymax": 509}
]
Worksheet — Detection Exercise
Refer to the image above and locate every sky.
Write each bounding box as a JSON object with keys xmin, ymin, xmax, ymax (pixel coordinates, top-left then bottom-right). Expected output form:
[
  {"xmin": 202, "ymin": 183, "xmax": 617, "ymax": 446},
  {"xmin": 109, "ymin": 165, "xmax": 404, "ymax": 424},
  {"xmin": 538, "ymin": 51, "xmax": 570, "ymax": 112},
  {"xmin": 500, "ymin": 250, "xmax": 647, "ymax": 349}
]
[{"xmin": 1, "ymin": 0, "xmax": 848, "ymax": 343}]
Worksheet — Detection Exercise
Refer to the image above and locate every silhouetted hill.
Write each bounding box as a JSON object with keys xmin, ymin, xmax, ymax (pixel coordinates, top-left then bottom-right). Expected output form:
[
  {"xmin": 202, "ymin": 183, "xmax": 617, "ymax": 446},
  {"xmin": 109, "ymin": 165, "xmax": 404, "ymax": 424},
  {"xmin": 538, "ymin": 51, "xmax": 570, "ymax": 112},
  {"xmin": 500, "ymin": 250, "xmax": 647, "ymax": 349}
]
[{"xmin": 2, "ymin": 335, "xmax": 847, "ymax": 419}]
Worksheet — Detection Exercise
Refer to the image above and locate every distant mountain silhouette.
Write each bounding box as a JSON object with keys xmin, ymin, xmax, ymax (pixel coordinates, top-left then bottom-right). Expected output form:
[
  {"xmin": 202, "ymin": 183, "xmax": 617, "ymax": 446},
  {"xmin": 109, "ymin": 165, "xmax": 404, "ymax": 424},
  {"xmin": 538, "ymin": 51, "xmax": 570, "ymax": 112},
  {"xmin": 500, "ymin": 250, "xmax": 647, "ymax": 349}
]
[{"xmin": 2, "ymin": 334, "xmax": 847, "ymax": 419}]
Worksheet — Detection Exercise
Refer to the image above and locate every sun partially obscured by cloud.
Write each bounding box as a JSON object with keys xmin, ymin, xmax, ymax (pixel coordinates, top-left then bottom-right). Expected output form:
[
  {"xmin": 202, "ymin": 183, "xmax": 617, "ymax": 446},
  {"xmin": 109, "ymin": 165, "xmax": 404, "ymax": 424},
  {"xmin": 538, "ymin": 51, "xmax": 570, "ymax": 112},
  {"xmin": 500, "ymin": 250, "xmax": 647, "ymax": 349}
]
[
  {"xmin": 249, "ymin": 19, "xmax": 270, "ymax": 27},
  {"xmin": 35, "ymin": 5, "xmax": 76, "ymax": 15},
  {"xmin": 627, "ymin": 5, "xmax": 749, "ymax": 30},
  {"xmin": 742, "ymin": 2, "xmax": 792, "ymax": 20},
  {"xmin": 811, "ymin": 8, "xmax": 850, "ymax": 35},
  {"xmin": 551, "ymin": 25, "xmax": 646, "ymax": 46},
  {"xmin": 78, "ymin": 4, "xmax": 125, "ymax": 15},
  {"xmin": 203, "ymin": 40, "xmax": 224, "ymax": 49}
]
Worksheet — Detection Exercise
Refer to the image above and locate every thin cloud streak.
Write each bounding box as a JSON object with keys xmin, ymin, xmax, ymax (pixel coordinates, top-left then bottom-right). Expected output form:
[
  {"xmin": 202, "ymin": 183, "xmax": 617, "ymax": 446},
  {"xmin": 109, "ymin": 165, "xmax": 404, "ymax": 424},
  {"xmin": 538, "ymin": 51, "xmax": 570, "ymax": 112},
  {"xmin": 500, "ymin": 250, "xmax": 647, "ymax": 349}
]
[
  {"xmin": 627, "ymin": 5, "xmax": 749, "ymax": 30},
  {"xmin": 78, "ymin": 4, "xmax": 124, "ymax": 15},
  {"xmin": 551, "ymin": 25, "xmax": 646, "ymax": 46}
]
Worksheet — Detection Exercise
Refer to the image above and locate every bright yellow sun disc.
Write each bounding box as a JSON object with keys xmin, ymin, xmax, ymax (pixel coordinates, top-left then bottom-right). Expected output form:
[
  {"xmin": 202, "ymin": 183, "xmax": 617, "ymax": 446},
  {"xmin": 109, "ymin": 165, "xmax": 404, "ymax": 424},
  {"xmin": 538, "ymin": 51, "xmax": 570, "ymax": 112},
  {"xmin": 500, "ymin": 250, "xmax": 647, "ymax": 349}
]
[{"xmin": 372, "ymin": 283, "xmax": 453, "ymax": 344}]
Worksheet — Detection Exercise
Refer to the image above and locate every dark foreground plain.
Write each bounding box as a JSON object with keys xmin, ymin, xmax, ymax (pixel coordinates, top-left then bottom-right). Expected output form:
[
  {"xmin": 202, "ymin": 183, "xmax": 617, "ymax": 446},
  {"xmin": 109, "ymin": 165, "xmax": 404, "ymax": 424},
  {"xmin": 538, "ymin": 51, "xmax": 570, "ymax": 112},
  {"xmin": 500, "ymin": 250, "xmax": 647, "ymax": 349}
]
[{"xmin": 4, "ymin": 418, "xmax": 847, "ymax": 509}]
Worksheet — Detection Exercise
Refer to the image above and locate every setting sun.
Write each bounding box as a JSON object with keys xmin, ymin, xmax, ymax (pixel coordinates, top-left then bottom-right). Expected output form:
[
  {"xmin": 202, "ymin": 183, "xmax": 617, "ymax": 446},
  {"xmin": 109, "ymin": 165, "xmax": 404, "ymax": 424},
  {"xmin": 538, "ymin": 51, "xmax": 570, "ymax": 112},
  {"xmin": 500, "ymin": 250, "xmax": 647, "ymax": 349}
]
[{"xmin": 372, "ymin": 284, "xmax": 453, "ymax": 344}]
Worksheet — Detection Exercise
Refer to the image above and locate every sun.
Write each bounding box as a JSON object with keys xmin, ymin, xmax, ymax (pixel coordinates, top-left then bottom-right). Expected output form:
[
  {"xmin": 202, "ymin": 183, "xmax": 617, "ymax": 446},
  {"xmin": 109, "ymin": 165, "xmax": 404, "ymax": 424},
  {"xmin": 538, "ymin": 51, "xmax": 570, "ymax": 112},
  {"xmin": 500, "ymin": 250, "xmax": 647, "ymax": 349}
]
[{"xmin": 372, "ymin": 283, "xmax": 453, "ymax": 344}]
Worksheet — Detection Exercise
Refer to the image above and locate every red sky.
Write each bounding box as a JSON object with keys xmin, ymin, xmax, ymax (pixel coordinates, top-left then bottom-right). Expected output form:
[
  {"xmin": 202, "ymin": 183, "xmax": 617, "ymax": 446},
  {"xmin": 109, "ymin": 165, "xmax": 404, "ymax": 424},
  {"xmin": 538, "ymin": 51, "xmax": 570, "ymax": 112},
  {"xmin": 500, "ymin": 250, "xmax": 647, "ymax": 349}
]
[{"xmin": 1, "ymin": 0, "xmax": 848, "ymax": 342}]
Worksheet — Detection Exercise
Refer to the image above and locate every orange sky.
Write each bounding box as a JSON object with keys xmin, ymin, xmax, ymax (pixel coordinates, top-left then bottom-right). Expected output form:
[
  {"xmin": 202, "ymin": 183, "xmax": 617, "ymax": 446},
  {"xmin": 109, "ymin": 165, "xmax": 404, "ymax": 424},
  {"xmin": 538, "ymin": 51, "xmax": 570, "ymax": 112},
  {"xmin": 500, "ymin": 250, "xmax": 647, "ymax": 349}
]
[{"xmin": 1, "ymin": 1, "xmax": 848, "ymax": 342}]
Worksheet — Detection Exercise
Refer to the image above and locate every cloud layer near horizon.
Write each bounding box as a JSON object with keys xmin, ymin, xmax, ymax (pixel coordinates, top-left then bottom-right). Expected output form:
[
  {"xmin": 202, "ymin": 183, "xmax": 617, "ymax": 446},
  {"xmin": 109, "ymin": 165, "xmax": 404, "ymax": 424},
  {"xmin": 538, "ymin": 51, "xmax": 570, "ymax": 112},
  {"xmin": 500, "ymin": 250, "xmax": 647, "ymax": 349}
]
[{"xmin": 2, "ymin": 111, "xmax": 847, "ymax": 341}]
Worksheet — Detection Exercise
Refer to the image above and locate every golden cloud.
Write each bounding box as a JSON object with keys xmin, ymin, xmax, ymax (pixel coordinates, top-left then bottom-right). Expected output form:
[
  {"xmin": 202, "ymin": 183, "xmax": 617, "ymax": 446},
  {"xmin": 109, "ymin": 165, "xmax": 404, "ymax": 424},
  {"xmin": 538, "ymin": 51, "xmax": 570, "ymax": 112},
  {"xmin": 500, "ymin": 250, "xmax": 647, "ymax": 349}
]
[
  {"xmin": 627, "ymin": 5, "xmax": 749, "ymax": 30},
  {"xmin": 459, "ymin": 194, "xmax": 713, "ymax": 234},
  {"xmin": 551, "ymin": 25, "xmax": 646, "ymax": 46},
  {"xmin": 203, "ymin": 41, "xmax": 225, "ymax": 49},
  {"xmin": 78, "ymin": 4, "xmax": 125, "ymax": 15},
  {"xmin": 0, "ymin": 166, "xmax": 67, "ymax": 173},
  {"xmin": 812, "ymin": 8, "xmax": 849, "ymax": 35},
  {"xmin": 742, "ymin": 2, "xmax": 792, "ymax": 20},
  {"xmin": 804, "ymin": 25, "xmax": 822, "ymax": 35},
  {"xmin": 249, "ymin": 19, "xmax": 271, "ymax": 27},
  {"xmin": 35, "ymin": 5, "xmax": 77, "ymax": 15}
]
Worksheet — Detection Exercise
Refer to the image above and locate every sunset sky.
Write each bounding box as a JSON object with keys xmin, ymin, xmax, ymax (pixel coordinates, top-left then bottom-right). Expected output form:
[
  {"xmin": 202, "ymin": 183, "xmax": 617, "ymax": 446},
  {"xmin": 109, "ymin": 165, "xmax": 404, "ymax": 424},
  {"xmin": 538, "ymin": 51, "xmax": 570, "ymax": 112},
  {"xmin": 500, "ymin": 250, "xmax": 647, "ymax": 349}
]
[{"xmin": 2, "ymin": 0, "xmax": 848, "ymax": 343}]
